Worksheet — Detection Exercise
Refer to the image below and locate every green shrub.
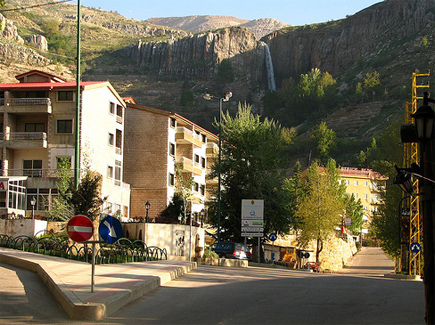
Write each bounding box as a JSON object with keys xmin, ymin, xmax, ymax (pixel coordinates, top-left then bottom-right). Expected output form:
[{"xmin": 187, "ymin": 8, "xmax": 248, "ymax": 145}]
[{"xmin": 202, "ymin": 248, "xmax": 218, "ymax": 259}]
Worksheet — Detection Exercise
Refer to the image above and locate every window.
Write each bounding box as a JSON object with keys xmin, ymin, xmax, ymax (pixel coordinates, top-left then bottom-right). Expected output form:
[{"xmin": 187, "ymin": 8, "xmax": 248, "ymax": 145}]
[
  {"xmin": 169, "ymin": 173, "xmax": 175, "ymax": 186},
  {"xmin": 57, "ymin": 91, "xmax": 73, "ymax": 101},
  {"xmin": 109, "ymin": 133, "xmax": 114, "ymax": 146},
  {"xmin": 57, "ymin": 119, "xmax": 73, "ymax": 134},
  {"xmin": 193, "ymin": 182, "xmax": 199, "ymax": 192},
  {"xmin": 344, "ymin": 180, "xmax": 349, "ymax": 185},
  {"xmin": 169, "ymin": 143, "xmax": 175, "ymax": 156},
  {"xmin": 23, "ymin": 160, "xmax": 42, "ymax": 177},
  {"xmin": 115, "ymin": 160, "xmax": 121, "ymax": 186},
  {"xmin": 116, "ymin": 105, "xmax": 123, "ymax": 118},
  {"xmin": 201, "ymin": 134, "xmax": 207, "ymax": 143},
  {"xmin": 25, "ymin": 123, "xmax": 45, "ymax": 132},
  {"xmin": 201, "ymin": 157, "xmax": 206, "ymax": 169},
  {"xmin": 170, "ymin": 118, "xmax": 176, "ymax": 128},
  {"xmin": 195, "ymin": 154, "xmax": 200, "ymax": 164},
  {"xmin": 107, "ymin": 166, "xmax": 114, "ymax": 178},
  {"xmin": 364, "ymin": 181, "xmax": 368, "ymax": 187},
  {"xmin": 364, "ymin": 194, "xmax": 368, "ymax": 200},
  {"xmin": 109, "ymin": 102, "xmax": 115, "ymax": 114},
  {"xmin": 200, "ymin": 185, "xmax": 206, "ymax": 196},
  {"xmin": 116, "ymin": 129, "xmax": 122, "ymax": 149}
]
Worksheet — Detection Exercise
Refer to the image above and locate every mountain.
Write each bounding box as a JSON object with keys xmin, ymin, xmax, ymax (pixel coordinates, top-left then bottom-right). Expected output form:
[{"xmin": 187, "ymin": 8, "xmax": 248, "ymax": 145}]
[
  {"xmin": 1, "ymin": 0, "xmax": 435, "ymax": 166},
  {"xmin": 146, "ymin": 15, "xmax": 289, "ymax": 39}
]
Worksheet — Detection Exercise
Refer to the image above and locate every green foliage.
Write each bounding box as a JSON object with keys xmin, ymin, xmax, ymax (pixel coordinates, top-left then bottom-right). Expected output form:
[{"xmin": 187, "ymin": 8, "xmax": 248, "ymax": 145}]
[
  {"xmin": 217, "ymin": 59, "xmax": 234, "ymax": 84},
  {"xmin": 310, "ymin": 122, "xmax": 337, "ymax": 163},
  {"xmin": 157, "ymin": 193, "xmax": 184, "ymax": 223},
  {"xmin": 46, "ymin": 158, "xmax": 73, "ymax": 222},
  {"xmin": 262, "ymin": 69, "xmax": 337, "ymax": 126},
  {"xmin": 203, "ymin": 248, "xmax": 219, "ymax": 259},
  {"xmin": 295, "ymin": 160, "xmax": 346, "ymax": 263},
  {"xmin": 43, "ymin": 20, "xmax": 74, "ymax": 58},
  {"xmin": 180, "ymin": 89, "xmax": 194, "ymax": 107},
  {"xmin": 208, "ymin": 102, "xmax": 296, "ymax": 242},
  {"xmin": 344, "ymin": 194, "xmax": 364, "ymax": 233},
  {"xmin": 69, "ymin": 170, "xmax": 104, "ymax": 221}
]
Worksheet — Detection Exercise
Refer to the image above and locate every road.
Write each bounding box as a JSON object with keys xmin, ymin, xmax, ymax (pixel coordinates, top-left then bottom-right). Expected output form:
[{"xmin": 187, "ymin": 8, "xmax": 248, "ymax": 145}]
[{"xmin": 0, "ymin": 247, "xmax": 425, "ymax": 324}]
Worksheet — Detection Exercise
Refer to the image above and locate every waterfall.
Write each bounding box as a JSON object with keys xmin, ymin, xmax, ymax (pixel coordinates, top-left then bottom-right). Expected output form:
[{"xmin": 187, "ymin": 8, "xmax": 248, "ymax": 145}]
[{"xmin": 263, "ymin": 43, "xmax": 276, "ymax": 91}]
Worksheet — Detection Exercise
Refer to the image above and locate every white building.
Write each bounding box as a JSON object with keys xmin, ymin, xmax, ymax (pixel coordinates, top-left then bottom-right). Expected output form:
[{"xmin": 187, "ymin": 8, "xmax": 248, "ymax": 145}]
[{"xmin": 0, "ymin": 70, "xmax": 130, "ymax": 218}]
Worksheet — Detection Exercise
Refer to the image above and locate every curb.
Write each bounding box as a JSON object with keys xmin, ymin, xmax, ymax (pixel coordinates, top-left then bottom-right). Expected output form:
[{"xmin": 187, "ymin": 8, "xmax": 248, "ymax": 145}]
[
  {"xmin": 384, "ymin": 272, "xmax": 422, "ymax": 281},
  {"xmin": 0, "ymin": 250, "xmax": 197, "ymax": 320}
]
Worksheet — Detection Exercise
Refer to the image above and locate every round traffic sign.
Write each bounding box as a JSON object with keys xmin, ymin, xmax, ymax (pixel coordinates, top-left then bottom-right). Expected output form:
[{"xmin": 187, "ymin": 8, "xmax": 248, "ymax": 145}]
[
  {"xmin": 269, "ymin": 232, "xmax": 277, "ymax": 241},
  {"xmin": 67, "ymin": 215, "xmax": 94, "ymax": 242},
  {"xmin": 410, "ymin": 242, "xmax": 421, "ymax": 254},
  {"xmin": 99, "ymin": 215, "xmax": 122, "ymax": 244}
]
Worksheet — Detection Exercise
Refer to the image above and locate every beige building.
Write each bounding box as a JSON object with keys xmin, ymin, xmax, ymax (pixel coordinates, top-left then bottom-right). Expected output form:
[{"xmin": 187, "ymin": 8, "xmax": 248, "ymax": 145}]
[
  {"xmin": 0, "ymin": 70, "xmax": 130, "ymax": 218},
  {"xmin": 124, "ymin": 103, "xmax": 219, "ymax": 222}
]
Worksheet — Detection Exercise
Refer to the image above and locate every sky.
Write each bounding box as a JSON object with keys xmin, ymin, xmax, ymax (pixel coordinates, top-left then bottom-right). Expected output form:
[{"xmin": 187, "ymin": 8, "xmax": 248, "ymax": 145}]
[{"xmin": 75, "ymin": 0, "xmax": 383, "ymax": 26}]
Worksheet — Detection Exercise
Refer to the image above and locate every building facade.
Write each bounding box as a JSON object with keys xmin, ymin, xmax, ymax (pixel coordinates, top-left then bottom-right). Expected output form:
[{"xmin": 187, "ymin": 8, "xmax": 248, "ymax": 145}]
[
  {"xmin": 124, "ymin": 103, "xmax": 219, "ymax": 223},
  {"xmin": 0, "ymin": 70, "xmax": 130, "ymax": 219}
]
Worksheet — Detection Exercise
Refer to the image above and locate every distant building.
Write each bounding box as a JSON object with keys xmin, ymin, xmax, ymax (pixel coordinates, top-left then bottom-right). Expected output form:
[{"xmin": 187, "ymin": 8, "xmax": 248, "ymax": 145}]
[
  {"xmin": 0, "ymin": 70, "xmax": 130, "ymax": 218},
  {"xmin": 124, "ymin": 103, "xmax": 219, "ymax": 224},
  {"xmin": 338, "ymin": 167, "xmax": 388, "ymax": 233}
]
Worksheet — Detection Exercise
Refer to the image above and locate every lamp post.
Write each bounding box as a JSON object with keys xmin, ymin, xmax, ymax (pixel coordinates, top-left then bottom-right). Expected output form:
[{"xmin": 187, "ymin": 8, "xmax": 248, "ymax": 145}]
[
  {"xmin": 145, "ymin": 201, "xmax": 150, "ymax": 223},
  {"xmin": 30, "ymin": 196, "xmax": 36, "ymax": 220},
  {"xmin": 203, "ymin": 91, "xmax": 232, "ymax": 242},
  {"xmin": 397, "ymin": 91, "xmax": 435, "ymax": 324}
]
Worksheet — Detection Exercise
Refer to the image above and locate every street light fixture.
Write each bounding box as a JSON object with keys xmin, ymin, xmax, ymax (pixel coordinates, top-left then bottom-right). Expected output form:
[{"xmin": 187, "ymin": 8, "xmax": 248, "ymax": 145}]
[
  {"xmin": 30, "ymin": 196, "xmax": 36, "ymax": 220},
  {"xmin": 411, "ymin": 92, "xmax": 435, "ymax": 145},
  {"xmin": 203, "ymin": 91, "xmax": 232, "ymax": 242},
  {"xmin": 145, "ymin": 201, "xmax": 150, "ymax": 223}
]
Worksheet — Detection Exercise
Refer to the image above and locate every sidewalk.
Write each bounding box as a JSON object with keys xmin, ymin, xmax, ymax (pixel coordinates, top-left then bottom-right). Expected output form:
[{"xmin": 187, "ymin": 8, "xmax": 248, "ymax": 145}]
[{"xmin": 0, "ymin": 247, "xmax": 196, "ymax": 321}]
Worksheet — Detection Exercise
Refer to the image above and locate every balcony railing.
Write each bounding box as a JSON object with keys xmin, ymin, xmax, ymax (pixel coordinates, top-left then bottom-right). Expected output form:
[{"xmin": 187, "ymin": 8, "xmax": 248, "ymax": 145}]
[
  {"xmin": 175, "ymin": 127, "xmax": 202, "ymax": 147},
  {"xmin": 8, "ymin": 98, "xmax": 51, "ymax": 106},
  {"xmin": 176, "ymin": 157, "xmax": 202, "ymax": 175},
  {"xmin": 0, "ymin": 98, "xmax": 52, "ymax": 114},
  {"xmin": 7, "ymin": 132, "xmax": 47, "ymax": 141},
  {"xmin": 6, "ymin": 168, "xmax": 73, "ymax": 178}
]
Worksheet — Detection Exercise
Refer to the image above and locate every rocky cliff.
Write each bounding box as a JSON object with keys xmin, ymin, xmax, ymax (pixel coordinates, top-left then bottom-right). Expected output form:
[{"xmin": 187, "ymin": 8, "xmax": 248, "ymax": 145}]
[
  {"xmin": 263, "ymin": 0, "xmax": 435, "ymax": 84},
  {"xmin": 127, "ymin": 26, "xmax": 266, "ymax": 83}
]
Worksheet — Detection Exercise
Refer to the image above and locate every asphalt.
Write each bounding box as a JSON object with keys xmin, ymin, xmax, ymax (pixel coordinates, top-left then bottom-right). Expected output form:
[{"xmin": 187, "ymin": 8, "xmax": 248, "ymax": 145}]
[{"xmin": 0, "ymin": 247, "xmax": 196, "ymax": 321}]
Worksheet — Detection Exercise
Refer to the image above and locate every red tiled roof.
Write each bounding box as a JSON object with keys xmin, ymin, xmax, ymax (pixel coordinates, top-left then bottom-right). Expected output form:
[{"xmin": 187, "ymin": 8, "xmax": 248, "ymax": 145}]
[{"xmin": 0, "ymin": 81, "xmax": 106, "ymax": 91}]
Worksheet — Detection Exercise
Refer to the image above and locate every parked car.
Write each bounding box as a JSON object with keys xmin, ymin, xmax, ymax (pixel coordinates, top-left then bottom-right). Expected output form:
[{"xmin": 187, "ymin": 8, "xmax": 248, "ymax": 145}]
[{"xmin": 210, "ymin": 242, "xmax": 251, "ymax": 260}]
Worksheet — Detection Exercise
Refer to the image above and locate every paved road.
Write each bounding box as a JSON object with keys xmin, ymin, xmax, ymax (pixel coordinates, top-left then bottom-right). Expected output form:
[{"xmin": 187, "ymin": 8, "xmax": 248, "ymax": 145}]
[
  {"xmin": 339, "ymin": 247, "xmax": 395, "ymax": 276},
  {"xmin": 0, "ymin": 247, "xmax": 424, "ymax": 324}
]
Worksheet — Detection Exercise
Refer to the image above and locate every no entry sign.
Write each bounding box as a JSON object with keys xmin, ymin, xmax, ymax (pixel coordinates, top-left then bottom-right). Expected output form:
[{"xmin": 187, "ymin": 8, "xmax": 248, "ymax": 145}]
[{"xmin": 67, "ymin": 215, "xmax": 94, "ymax": 242}]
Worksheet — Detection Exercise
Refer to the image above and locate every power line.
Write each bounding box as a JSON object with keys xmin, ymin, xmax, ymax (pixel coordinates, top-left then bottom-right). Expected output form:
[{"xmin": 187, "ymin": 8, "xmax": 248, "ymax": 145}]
[{"xmin": 0, "ymin": 0, "xmax": 73, "ymax": 13}]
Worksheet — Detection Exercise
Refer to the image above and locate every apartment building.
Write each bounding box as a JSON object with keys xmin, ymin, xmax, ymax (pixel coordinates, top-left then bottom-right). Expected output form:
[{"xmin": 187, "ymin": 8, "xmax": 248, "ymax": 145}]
[
  {"xmin": 339, "ymin": 167, "xmax": 387, "ymax": 220},
  {"xmin": 124, "ymin": 103, "xmax": 219, "ymax": 222},
  {"xmin": 0, "ymin": 70, "xmax": 130, "ymax": 218}
]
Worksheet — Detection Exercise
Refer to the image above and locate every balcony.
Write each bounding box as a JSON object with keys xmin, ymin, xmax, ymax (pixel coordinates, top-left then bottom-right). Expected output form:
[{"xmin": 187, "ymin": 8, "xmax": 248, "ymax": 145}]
[
  {"xmin": 206, "ymin": 142, "xmax": 219, "ymax": 157},
  {"xmin": 0, "ymin": 98, "xmax": 52, "ymax": 114},
  {"xmin": 176, "ymin": 157, "xmax": 202, "ymax": 176},
  {"xmin": 175, "ymin": 127, "xmax": 202, "ymax": 148},
  {"xmin": 1, "ymin": 132, "xmax": 48, "ymax": 149},
  {"xmin": 6, "ymin": 168, "xmax": 71, "ymax": 178}
]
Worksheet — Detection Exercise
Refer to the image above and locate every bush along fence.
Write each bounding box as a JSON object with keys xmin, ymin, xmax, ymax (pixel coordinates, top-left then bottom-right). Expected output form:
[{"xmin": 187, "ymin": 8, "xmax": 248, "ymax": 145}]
[{"xmin": 0, "ymin": 231, "xmax": 168, "ymax": 264}]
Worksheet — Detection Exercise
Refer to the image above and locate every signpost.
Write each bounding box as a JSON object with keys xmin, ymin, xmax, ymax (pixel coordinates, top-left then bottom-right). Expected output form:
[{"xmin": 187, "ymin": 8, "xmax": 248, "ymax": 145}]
[
  {"xmin": 99, "ymin": 215, "xmax": 122, "ymax": 244},
  {"xmin": 241, "ymin": 199, "xmax": 264, "ymax": 262},
  {"xmin": 67, "ymin": 215, "xmax": 94, "ymax": 242},
  {"xmin": 269, "ymin": 232, "xmax": 277, "ymax": 264}
]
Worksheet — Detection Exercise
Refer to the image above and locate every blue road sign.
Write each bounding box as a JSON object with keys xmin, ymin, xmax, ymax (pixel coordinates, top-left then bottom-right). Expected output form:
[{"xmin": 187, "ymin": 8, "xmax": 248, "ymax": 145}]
[
  {"xmin": 269, "ymin": 232, "xmax": 277, "ymax": 242},
  {"xmin": 99, "ymin": 215, "xmax": 122, "ymax": 244},
  {"xmin": 410, "ymin": 242, "xmax": 421, "ymax": 254}
]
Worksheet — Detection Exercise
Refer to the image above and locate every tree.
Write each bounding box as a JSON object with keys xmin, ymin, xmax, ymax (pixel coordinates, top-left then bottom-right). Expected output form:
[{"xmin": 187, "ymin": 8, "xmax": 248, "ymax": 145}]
[
  {"xmin": 46, "ymin": 159, "xmax": 104, "ymax": 222},
  {"xmin": 310, "ymin": 121, "xmax": 337, "ymax": 163},
  {"xmin": 46, "ymin": 157, "xmax": 73, "ymax": 222},
  {"xmin": 157, "ymin": 193, "xmax": 184, "ymax": 223},
  {"xmin": 209, "ymin": 102, "xmax": 295, "ymax": 246},
  {"xmin": 344, "ymin": 194, "xmax": 364, "ymax": 234},
  {"xmin": 296, "ymin": 160, "xmax": 346, "ymax": 264},
  {"xmin": 174, "ymin": 162, "xmax": 194, "ymax": 224}
]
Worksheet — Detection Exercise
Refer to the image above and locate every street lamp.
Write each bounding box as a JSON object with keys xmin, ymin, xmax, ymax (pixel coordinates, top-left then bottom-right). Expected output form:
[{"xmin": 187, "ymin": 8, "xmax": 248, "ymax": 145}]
[
  {"xmin": 145, "ymin": 201, "xmax": 150, "ymax": 223},
  {"xmin": 412, "ymin": 92, "xmax": 435, "ymax": 145},
  {"xmin": 203, "ymin": 91, "xmax": 232, "ymax": 242},
  {"xmin": 30, "ymin": 196, "xmax": 36, "ymax": 220}
]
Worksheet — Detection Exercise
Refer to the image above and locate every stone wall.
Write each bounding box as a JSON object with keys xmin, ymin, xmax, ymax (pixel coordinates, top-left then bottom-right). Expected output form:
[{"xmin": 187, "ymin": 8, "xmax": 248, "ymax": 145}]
[{"xmin": 318, "ymin": 234, "xmax": 358, "ymax": 272}]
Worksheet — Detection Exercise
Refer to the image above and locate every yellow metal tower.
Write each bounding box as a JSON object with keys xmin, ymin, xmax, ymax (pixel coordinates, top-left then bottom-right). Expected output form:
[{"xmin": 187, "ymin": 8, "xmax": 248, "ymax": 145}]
[{"xmin": 399, "ymin": 72, "xmax": 429, "ymax": 275}]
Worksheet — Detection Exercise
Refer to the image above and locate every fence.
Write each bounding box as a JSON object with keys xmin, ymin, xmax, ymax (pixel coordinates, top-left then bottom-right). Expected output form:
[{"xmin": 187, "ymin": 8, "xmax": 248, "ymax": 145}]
[{"xmin": 0, "ymin": 231, "xmax": 167, "ymax": 264}]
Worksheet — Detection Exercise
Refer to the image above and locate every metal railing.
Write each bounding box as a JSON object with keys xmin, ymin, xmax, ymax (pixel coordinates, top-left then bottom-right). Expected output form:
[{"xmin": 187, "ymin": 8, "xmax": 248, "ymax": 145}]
[
  {"xmin": 6, "ymin": 98, "xmax": 51, "ymax": 106},
  {"xmin": 0, "ymin": 232, "xmax": 168, "ymax": 264},
  {"xmin": 7, "ymin": 132, "xmax": 47, "ymax": 141},
  {"xmin": 7, "ymin": 168, "xmax": 73, "ymax": 178}
]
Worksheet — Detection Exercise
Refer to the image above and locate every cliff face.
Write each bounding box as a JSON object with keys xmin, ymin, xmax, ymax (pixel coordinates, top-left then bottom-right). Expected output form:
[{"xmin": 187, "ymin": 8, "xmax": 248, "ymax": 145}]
[
  {"xmin": 127, "ymin": 26, "xmax": 266, "ymax": 83},
  {"xmin": 263, "ymin": 0, "xmax": 435, "ymax": 84}
]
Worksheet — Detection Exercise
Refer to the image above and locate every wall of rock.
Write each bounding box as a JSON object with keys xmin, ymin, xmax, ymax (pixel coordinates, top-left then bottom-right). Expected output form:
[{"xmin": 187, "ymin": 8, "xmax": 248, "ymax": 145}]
[
  {"xmin": 318, "ymin": 234, "xmax": 358, "ymax": 272},
  {"xmin": 126, "ymin": 26, "xmax": 266, "ymax": 83},
  {"xmin": 263, "ymin": 0, "xmax": 435, "ymax": 84}
]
